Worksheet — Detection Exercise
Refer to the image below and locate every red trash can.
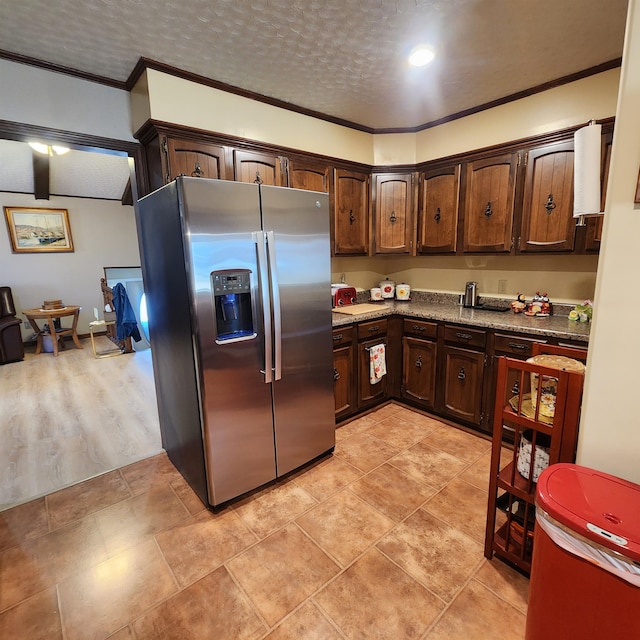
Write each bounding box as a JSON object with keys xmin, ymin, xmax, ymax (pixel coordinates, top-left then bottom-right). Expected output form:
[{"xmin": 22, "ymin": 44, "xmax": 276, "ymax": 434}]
[{"xmin": 526, "ymin": 463, "xmax": 640, "ymax": 640}]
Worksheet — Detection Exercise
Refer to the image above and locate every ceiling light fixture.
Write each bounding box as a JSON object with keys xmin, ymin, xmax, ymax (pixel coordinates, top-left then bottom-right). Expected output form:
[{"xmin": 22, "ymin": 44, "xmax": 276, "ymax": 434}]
[
  {"xmin": 28, "ymin": 142, "xmax": 70, "ymax": 156},
  {"xmin": 408, "ymin": 46, "xmax": 435, "ymax": 67}
]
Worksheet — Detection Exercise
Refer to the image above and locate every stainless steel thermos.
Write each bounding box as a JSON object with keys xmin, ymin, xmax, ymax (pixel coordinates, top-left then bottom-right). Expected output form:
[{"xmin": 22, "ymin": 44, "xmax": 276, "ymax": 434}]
[{"xmin": 463, "ymin": 281, "xmax": 478, "ymax": 308}]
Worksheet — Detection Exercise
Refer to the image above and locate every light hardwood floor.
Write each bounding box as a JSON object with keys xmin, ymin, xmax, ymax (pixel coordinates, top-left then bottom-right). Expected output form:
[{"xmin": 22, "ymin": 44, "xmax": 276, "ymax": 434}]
[{"xmin": 0, "ymin": 336, "xmax": 162, "ymax": 510}]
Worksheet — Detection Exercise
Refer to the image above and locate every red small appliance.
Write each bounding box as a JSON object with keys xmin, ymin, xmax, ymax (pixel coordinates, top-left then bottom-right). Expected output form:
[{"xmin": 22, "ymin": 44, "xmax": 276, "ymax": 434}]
[{"xmin": 333, "ymin": 287, "xmax": 357, "ymax": 307}]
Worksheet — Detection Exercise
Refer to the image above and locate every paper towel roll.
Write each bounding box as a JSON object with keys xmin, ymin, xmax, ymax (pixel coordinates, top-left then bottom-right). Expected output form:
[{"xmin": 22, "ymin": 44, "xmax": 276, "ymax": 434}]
[{"xmin": 573, "ymin": 123, "xmax": 603, "ymax": 218}]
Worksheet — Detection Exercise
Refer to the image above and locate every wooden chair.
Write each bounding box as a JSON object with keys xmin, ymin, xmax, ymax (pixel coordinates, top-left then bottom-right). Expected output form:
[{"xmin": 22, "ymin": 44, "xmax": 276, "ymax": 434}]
[{"xmin": 100, "ymin": 278, "xmax": 132, "ymax": 353}]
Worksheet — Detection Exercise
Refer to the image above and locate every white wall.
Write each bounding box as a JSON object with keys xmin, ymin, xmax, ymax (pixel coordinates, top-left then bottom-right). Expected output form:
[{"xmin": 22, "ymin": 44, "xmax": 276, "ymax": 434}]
[
  {"xmin": 414, "ymin": 70, "xmax": 621, "ymax": 161},
  {"xmin": 0, "ymin": 59, "xmax": 135, "ymax": 142},
  {"xmin": 1, "ymin": 193, "xmax": 141, "ymax": 338},
  {"xmin": 133, "ymin": 69, "xmax": 374, "ymax": 164},
  {"xmin": 577, "ymin": 0, "xmax": 640, "ymax": 483}
]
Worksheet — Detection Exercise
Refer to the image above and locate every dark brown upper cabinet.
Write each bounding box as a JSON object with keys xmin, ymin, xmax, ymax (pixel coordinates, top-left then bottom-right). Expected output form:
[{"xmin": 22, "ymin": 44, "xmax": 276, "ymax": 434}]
[
  {"xmin": 463, "ymin": 152, "xmax": 518, "ymax": 253},
  {"xmin": 519, "ymin": 141, "xmax": 576, "ymax": 253},
  {"xmin": 165, "ymin": 138, "xmax": 229, "ymax": 183},
  {"xmin": 289, "ymin": 157, "xmax": 331, "ymax": 192},
  {"xmin": 333, "ymin": 168, "xmax": 370, "ymax": 256},
  {"xmin": 585, "ymin": 130, "xmax": 613, "ymax": 252},
  {"xmin": 417, "ymin": 164, "xmax": 460, "ymax": 254},
  {"xmin": 373, "ymin": 173, "xmax": 414, "ymax": 254},
  {"xmin": 233, "ymin": 149, "xmax": 286, "ymax": 186}
]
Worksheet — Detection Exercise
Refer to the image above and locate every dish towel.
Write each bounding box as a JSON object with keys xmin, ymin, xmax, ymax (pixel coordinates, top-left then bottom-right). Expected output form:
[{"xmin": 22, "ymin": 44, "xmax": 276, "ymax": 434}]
[{"xmin": 369, "ymin": 343, "xmax": 387, "ymax": 385}]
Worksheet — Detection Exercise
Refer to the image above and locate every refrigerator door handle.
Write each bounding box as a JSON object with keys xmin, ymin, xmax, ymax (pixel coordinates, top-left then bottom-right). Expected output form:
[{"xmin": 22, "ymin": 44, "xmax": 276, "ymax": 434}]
[
  {"xmin": 254, "ymin": 231, "xmax": 273, "ymax": 383},
  {"xmin": 266, "ymin": 230, "xmax": 282, "ymax": 381}
]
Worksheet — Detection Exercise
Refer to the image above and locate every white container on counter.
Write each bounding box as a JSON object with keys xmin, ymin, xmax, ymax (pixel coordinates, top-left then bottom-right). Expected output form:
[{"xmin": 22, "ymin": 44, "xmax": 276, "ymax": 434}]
[
  {"xmin": 380, "ymin": 279, "xmax": 395, "ymax": 298},
  {"xmin": 370, "ymin": 287, "xmax": 383, "ymax": 300},
  {"xmin": 396, "ymin": 283, "xmax": 411, "ymax": 300}
]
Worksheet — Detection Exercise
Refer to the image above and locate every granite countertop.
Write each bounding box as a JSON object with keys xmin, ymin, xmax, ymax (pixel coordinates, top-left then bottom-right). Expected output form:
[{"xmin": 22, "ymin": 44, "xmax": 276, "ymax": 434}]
[{"xmin": 331, "ymin": 297, "xmax": 591, "ymax": 343}]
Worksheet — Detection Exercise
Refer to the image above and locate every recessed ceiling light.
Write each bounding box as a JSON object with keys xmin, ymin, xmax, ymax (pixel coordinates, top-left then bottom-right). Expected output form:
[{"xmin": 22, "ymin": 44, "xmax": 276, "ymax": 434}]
[{"xmin": 408, "ymin": 46, "xmax": 435, "ymax": 67}]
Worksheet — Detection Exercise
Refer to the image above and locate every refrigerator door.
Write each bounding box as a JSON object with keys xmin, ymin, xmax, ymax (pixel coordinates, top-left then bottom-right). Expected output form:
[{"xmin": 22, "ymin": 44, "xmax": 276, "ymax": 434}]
[
  {"xmin": 180, "ymin": 178, "xmax": 277, "ymax": 505},
  {"xmin": 260, "ymin": 185, "xmax": 335, "ymax": 476}
]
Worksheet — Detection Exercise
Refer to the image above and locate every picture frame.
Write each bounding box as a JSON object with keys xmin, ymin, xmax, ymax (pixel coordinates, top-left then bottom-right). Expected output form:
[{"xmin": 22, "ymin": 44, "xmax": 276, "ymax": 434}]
[{"xmin": 3, "ymin": 206, "xmax": 74, "ymax": 253}]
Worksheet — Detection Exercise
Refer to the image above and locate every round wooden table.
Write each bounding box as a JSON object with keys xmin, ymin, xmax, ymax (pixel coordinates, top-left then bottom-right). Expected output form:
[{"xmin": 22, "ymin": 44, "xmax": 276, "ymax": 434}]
[{"xmin": 23, "ymin": 306, "xmax": 83, "ymax": 356}]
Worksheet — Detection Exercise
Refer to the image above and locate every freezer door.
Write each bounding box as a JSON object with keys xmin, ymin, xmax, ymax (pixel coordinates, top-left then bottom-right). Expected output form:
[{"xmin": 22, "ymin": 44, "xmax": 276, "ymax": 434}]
[
  {"xmin": 180, "ymin": 178, "xmax": 277, "ymax": 505},
  {"xmin": 260, "ymin": 185, "xmax": 335, "ymax": 476}
]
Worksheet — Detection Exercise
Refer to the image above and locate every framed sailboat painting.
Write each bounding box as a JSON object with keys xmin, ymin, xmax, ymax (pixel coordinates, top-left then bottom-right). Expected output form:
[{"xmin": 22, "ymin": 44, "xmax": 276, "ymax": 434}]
[{"xmin": 3, "ymin": 206, "xmax": 74, "ymax": 253}]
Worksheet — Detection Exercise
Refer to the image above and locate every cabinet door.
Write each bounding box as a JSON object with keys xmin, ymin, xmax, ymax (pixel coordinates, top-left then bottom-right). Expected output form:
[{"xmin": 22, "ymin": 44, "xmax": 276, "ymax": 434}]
[
  {"xmin": 233, "ymin": 149, "xmax": 286, "ymax": 186},
  {"xmin": 441, "ymin": 345, "xmax": 485, "ymax": 425},
  {"xmin": 165, "ymin": 138, "xmax": 229, "ymax": 183},
  {"xmin": 289, "ymin": 158, "xmax": 330, "ymax": 193},
  {"xmin": 417, "ymin": 164, "xmax": 460, "ymax": 254},
  {"xmin": 402, "ymin": 337, "xmax": 437, "ymax": 409},
  {"xmin": 334, "ymin": 343, "xmax": 356, "ymax": 419},
  {"xmin": 358, "ymin": 337, "xmax": 387, "ymax": 408},
  {"xmin": 334, "ymin": 169, "xmax": 370, "ymax": 255},
  {"xmin": 520, "ymin": 142, "xmax": 575, "ymax": 252},
  {"xmin": 585, "ymin": 131, "xmax": 612, "ymax": 252},
  {"xmin": 463, "ymin": 153, "xmax": 518, "ymax": 253},
  {"xmin": 373, "ymin": 173, "xmax": 413, "ymax": 254}
]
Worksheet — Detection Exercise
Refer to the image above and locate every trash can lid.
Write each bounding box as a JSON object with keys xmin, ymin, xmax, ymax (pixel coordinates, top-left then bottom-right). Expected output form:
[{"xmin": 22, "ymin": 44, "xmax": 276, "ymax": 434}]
[{"xmin": 536, "ymin": 463, "xmax": 640, "ymax": 561}]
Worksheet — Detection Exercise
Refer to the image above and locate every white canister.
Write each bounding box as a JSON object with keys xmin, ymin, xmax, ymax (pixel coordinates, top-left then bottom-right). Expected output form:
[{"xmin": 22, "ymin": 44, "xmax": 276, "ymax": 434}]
[
  {"xmin": 380, "ymin": 279, "xmax": 395, "ymax": 298},
  {"xmin": 396, "ymin": 283, "xmax": 411, "ymax": 300},
  {"xmin": 370, "ymin": 287, "xmax": 383, "ymax": 301}
]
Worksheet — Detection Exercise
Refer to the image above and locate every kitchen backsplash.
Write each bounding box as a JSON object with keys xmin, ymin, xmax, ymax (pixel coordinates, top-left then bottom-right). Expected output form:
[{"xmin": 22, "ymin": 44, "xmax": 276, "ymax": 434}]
[{"xmin": 332, "ymin": 254, "xmax": 598, "ymax": 305}]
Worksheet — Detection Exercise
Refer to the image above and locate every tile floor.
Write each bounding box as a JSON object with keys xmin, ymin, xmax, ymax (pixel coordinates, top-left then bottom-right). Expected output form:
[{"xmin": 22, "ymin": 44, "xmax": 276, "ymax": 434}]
[{"xmin": 0, "ymin": 402, "xmax": 529, "ymax": 639}]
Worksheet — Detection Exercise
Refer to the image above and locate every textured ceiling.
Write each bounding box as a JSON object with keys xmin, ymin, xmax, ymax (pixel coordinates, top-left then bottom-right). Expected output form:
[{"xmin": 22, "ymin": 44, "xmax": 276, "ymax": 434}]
[{"xmin": 0, "ymin": 0, "xmax": 630, "ymax": 131}]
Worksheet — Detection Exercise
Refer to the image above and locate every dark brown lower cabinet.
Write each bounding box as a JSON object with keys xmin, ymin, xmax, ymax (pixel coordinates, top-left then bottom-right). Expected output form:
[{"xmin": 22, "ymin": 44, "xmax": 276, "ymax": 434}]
[
  {"xmin": 358, "ymin": 337, "xmax": 387, "ymax": 408},
  {"xmin": 441, "ymin": 345, "xmax": 486, "ymax": 426},
  {"xmin": 401, "ymin": 337, "xmax": 437, "ymax": 409},
  {"xmin": 356, "ymin": 319, "xmax": 388, "ymax": 410},
  {"xmin": 334, "ymin": 317, "xmax": 588, "ymax": 437},
  {"xmin": 333, "ymin": 327, "xmax": 356, "ymax": 420}
]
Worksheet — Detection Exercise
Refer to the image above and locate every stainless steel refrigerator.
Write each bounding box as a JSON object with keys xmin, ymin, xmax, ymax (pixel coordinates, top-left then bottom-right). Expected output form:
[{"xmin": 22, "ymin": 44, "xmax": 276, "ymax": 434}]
[{"xmin": 136, "ymin": 177, "xmax": 335, "ymax": 507}]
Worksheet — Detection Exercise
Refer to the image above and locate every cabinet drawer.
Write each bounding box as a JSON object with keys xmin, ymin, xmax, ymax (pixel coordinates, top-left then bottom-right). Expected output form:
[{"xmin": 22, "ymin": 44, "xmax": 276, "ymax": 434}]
[
  {"xmin": 332, "ymin": 326, "xmax": 355, "ymax": 347},
  {"xmin": 403, "ymin": 318, "xmax": 438, "ymax": 340},
  {"xmin": 494, "ymin": 333, "xmax": 546, "ymax": 357},
  {"xmin": 444, "ymin": 325, "xmax": 486, "ymax": 349},
  {"xmin": 357, "ymin": 319, "xmax": 388, "ymax": 340}
]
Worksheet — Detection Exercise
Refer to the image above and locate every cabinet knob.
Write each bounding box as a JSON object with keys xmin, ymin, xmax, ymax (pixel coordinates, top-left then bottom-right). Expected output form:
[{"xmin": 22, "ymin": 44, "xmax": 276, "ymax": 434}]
[
  {"xmin": 368, "ymin": 326, "xmax": 380, "ymax": 332},
  {"xmin": 434, "ymin": 207, "xmax": 441, "ymax": 223},
  {"xmin": 456, "ymin": 332, "xmax": 472, "ymax": 341},
  {"xmin": 508, "ymin": 342, "xmax": 527, "ymax": 351},
  {"xmin": 254, "ymin": 171, "xmax": 263, "ymax": 184},
  {"xmin": 457, "ymin": 367, "xmax": 466, "ymax": 381},
  {"xmin": 484, "ymin": 202, "xmax": 493, "ymax": 218},
  {"xmin": 413, "ymin": 325, "xmax": 425, "ymax": 332},
  {"xmin": 511, "ymin": 380, "xmax": 520, "ymax": 395},
  {"xmin": 349, "ymin": 209, "xmax": 355, "ymax": 224},
  {"xmin": 390, "ymin": 210, "xmax": 397, "ymax": 224},
  {"xmin": 415, "ymin": 355, "xmax": 422, "ymax": 370},
  {"xmin": 333, "ymin": 333, "xmax": 343, "ymax": 341},
  {"xmin": 545, "ymin": 193, "xmax": 556, "ymax": 214},
  {"xmin": 334, "ymin": 368, "xmax": 340, "ymax": 381},
  {"xmin": 191, "ymin": 161, "xmax": 203, "ymax": 178}
]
